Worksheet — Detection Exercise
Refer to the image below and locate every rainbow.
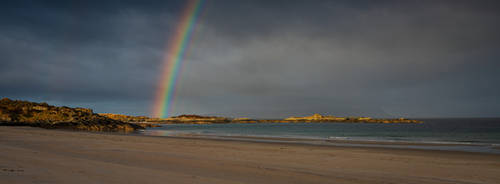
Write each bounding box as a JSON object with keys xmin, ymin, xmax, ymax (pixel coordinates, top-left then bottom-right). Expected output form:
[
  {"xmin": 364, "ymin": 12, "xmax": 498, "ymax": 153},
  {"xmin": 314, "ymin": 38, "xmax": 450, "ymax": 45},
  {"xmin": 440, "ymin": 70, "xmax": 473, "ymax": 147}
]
[{"xmin": 152, "ymin": 0, "xmax": 205, "ymax": 118}]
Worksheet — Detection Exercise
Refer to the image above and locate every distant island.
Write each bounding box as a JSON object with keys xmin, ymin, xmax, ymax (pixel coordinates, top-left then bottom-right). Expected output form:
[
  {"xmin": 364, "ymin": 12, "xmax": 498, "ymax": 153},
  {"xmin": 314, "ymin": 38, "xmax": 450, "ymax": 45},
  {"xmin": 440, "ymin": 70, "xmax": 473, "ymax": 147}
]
[{"xmin": 100, "ymin": 113, "xmax": 423, "ymax": 124}]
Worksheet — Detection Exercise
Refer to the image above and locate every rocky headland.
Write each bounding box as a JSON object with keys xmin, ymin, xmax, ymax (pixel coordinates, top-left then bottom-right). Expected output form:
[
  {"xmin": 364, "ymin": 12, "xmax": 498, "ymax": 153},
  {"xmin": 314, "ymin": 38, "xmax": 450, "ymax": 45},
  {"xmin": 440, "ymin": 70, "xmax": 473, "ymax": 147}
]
[{"xmin": 0, "ymin": 98, "xmax": 143, "ymax": 131}]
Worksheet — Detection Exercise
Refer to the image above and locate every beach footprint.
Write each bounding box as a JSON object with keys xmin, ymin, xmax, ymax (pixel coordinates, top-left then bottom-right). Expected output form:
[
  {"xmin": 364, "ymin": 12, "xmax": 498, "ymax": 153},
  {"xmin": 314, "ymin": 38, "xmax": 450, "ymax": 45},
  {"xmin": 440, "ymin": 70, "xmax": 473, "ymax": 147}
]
[{"xmin": 1, "ymin": 167, "xmax": 24, "ymax": 174}]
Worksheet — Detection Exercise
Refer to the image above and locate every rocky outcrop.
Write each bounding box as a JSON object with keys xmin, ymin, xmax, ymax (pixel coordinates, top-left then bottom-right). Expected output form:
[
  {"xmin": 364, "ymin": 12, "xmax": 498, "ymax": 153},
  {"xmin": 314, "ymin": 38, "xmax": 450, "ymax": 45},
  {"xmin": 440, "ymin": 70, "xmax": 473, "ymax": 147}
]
[
  {"xmin": 231, "ymin": 118, "xmax": 258, "ymax": 123},
  {"xmin": 0, "ymin": 98, "xmax": 143, "ymax": 131},
  {"xmin": 285, "ymin": 114, "xmax": 347, "ymax": 121},
  {"xmin": 283, "ymin": 114, "xmax": 422, "ymax": 123},
  {"xmin": 98, "ymin": 113, "xmax": 161, "ymax": 127},
  {"xmin": 99, "ymin": 113, "xmax": 150, "ymax": 122},
  {"xmin": 158, "ymin": 114, "xmax": 231, "ymax": 124}
]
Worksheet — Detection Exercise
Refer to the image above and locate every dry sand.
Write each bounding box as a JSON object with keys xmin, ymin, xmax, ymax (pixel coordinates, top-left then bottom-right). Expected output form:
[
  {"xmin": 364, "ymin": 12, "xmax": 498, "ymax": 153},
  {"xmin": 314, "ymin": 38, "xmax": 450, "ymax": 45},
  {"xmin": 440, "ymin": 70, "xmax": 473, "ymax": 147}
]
[{"xmin": 1, "ymin": 126, "xmax": 499, "ymax": 184}]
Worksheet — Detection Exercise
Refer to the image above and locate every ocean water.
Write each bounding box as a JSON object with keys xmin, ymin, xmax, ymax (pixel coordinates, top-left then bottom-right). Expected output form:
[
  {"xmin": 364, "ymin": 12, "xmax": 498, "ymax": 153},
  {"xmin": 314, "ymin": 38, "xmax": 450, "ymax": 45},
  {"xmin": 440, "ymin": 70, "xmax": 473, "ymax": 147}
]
[{"xmin": 139, "ymin": 118, "xmax": 500, "ymax": 153}]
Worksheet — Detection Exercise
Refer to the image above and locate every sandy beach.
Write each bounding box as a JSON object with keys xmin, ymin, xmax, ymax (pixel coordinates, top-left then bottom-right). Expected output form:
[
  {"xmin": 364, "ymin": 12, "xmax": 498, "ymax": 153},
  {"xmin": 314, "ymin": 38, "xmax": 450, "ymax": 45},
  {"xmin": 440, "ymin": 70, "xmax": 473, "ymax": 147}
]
[{"xmin": 1, "ymin": 127, "xmax": 499, "ymax": 184}]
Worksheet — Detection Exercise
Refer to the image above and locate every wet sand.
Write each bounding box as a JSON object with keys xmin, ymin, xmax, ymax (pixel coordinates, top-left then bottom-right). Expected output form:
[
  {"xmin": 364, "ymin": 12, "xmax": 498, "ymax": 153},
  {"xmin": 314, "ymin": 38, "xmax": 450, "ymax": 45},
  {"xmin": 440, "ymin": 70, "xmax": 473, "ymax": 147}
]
[{"xmin": 1, "ymin": 127, "xmax": 499, "ymax": 184}]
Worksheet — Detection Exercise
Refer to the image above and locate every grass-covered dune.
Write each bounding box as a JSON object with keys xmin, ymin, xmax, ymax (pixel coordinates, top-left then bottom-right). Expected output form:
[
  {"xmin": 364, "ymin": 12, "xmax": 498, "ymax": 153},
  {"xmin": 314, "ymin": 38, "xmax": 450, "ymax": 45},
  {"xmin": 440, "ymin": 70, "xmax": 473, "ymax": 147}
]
[{"xmin": 0, "ymin": 98, "xmax": 143, "ymax": 131}]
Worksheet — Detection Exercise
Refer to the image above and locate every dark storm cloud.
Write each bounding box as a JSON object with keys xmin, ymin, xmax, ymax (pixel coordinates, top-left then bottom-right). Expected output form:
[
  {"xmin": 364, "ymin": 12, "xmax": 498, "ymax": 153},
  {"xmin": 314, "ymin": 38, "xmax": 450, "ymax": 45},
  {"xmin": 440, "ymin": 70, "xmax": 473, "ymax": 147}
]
[
  {"xmin": 0, "ymin": 0, "xmax": 181, "ymax": 115},
  {"xmin": 1, "ymin": 0, "xmax": 499, "ymax": 117}
]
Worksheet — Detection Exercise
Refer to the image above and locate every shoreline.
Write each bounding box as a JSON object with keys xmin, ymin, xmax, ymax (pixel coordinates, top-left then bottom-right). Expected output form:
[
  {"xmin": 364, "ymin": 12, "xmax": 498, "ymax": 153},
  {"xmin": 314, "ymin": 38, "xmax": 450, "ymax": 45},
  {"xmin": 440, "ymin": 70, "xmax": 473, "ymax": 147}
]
[
  {"xmin": 2, "ymin": 126, "xmax": 500, "ymax": 183},
  {"xmin": 18, "ymin": 126, "xmax": 495, "ymax": 153},
  {"xmin": 138, "ymin": 130, "xmax": 500, "ymax": 154}
]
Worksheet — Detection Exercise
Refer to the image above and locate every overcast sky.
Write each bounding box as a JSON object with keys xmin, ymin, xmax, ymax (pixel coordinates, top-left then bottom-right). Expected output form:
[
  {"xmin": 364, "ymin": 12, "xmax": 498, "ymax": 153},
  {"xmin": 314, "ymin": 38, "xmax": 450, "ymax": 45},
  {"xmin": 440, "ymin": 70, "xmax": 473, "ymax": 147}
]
[{"xmin": 1, "ymin": 0, "xmax": 500, "ymax": 118}]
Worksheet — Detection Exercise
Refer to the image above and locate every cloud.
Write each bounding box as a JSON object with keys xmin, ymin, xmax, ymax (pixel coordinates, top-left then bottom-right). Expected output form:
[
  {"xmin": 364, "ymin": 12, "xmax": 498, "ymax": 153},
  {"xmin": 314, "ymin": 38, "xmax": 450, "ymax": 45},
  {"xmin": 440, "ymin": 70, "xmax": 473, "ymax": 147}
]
[{"xmin": 1, "ymin": 0, "xmax": 499, "ymax": 118}]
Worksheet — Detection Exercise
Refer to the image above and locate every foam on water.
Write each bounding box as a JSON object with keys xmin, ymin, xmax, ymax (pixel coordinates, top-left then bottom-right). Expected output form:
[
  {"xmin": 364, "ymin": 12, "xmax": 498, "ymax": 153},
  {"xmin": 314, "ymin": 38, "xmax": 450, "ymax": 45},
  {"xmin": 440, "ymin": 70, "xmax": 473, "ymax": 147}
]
[{"xmin": 139, "ymin": 118, "xmax": 500, "ymax": 153}]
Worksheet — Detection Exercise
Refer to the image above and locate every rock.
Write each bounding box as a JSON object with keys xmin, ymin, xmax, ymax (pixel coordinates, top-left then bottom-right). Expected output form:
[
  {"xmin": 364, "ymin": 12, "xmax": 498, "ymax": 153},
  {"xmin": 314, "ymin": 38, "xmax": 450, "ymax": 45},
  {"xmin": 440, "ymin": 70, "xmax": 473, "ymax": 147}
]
[
  {"xmin": 283, "ymin": 113, "xmax": 422, "ymax": 123},
  {"xmin": 99, "ymin": 113, "xmax": 150, "ymax": 122},
  {"xmin": 162, "ymin": 114, "xmax": 231, "ymax": 124},
  {"xmin": 284, "ymin": 114, "xmax": 345, "ymax": 121}
]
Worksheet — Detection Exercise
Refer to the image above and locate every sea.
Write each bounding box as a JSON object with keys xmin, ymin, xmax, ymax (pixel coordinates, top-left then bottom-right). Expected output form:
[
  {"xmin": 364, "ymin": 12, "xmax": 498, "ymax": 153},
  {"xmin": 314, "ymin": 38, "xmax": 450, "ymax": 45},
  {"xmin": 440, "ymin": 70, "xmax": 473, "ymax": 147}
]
[{"xmin": 138, "ymin": 118, "xmax": 500, "ymax": 154}]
